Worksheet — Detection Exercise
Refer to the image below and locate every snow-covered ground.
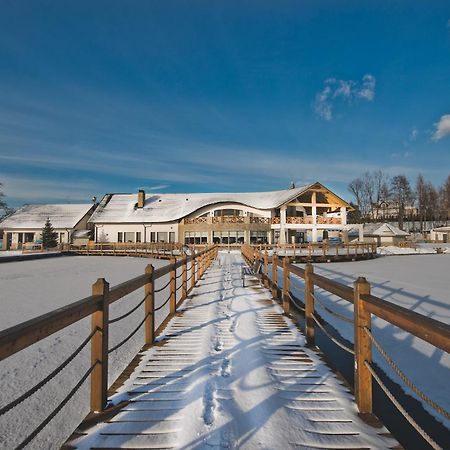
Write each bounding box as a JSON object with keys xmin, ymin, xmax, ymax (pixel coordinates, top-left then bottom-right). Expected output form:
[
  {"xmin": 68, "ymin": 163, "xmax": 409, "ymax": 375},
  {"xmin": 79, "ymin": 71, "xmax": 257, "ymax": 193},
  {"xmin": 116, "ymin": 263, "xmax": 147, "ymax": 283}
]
[
  {"xmin": 0, "ymin": 255, "xmax": 190, "ymax": 450},
  {"xmin": 377, "ymin": 244, "xmax": 450, "ymax": 255},
  {"xmin": 288, "ymin": 254, "xmax": 450, "ymax": 430}
]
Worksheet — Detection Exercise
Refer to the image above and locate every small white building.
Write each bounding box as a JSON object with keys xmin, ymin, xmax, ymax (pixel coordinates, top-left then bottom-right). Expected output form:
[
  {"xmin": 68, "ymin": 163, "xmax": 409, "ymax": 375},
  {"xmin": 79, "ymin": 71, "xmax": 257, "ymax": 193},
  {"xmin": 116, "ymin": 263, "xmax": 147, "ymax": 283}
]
[
  {"xmin": 349, "ymin": 223, "xmax": 410, "ymax": 246},
  {"xmin": 0, "ymin": 204, "xmax": 95, "ymax": 250},
  {"xmin": 430, "ymin": 226, "xmax": 450, "ymax": 243}
]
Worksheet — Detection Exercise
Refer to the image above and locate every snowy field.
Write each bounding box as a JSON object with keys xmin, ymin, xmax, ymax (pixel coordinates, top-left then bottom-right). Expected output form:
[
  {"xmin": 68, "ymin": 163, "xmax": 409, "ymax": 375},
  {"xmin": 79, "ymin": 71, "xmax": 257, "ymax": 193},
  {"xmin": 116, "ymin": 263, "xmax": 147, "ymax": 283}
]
[
  {"xmin": 0, "ymin": 255, "xmax": 190, "ymax": 450},
  {"xmin": 289, "ymin": 254, "xmax": 450, "ymax": 430}
]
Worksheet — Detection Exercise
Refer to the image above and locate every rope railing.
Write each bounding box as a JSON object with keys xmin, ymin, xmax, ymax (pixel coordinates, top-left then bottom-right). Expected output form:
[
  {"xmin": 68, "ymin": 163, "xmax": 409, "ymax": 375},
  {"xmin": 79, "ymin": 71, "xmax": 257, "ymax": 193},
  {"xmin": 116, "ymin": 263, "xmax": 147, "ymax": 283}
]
[
  {"xmin": 175, "ymin": 269, "xmax": 185, "ymax": 280},
  {"xmin": 311, "ymin": 313, "xmax": 355, "ymax": 355},
  {"xmin": 288, "ymin": 291, "xmax": 305, "ymax": 312},
  {"xmin": 364, "ymin": 327, "xmax": 450, "ymax": 421},
  {"xmin": 364, "ymin": 361, "xmax": 442, "ymax": 450},
  {"xmin": 15, "ymin": 359, "xmax": 100, "ymax": 450},
  {"xmin": 312, "ymin": 292, "xmax": 354, "ymax": 324},
  {"xmin": 0, "ymin": 328, "xmax": 99, "ymax": 417},
  {"xmin": 154, "ymin": 292, "xmax": 173, "ymax": 312},
  {"xmin": 154, "ymin": 278, "xmax": 171, "ymax": 293},
  {"xmin": 108, "ymin": 296, "xmax": 147, "ymax": 324},
  {"xmin": 108, "ymin": 314, "xmax": 150, "ymax": 354}
]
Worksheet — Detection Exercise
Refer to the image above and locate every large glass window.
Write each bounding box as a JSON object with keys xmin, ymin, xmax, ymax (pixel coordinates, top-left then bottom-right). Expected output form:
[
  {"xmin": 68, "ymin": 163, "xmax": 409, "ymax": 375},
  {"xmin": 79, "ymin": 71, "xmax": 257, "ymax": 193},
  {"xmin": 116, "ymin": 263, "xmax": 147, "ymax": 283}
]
[
  {"xmin": 157, "ymin": 231, "xmax": 168, "ymax": 243},
  {"xmin": 136, "ymin": 232, "xmax": 142, "ymax": 243},
  {"xmin": 118, "ymin": 232, "xmax": 123, "ymax": 243},
  {"xmin": 150, "ymin": 232, "xmax": 156, "ymax": 243},
  {"xmin": 124, "ymin": 232, "xmax": 135, "ymax": 242},
  {"xmin": 250, "ymin": 231, "xmax": 268, "ymax": 244}
]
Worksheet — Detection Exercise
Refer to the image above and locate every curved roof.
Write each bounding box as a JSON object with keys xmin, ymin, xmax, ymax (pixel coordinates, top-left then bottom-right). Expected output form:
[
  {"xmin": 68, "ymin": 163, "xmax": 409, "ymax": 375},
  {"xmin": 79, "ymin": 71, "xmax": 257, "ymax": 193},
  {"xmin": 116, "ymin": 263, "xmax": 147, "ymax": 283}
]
[
  {"xmin": 89, "ymin": 185, "xmax": 314, "ymax": 224},
  {"xmin": 0, "ymin": 204, "xmax": 94, "ymax": 229}
]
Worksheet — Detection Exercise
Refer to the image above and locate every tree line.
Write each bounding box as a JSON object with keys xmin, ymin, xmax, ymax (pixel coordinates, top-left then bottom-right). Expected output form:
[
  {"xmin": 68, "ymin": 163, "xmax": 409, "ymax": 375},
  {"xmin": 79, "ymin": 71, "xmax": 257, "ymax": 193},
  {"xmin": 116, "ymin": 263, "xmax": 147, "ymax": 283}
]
[{"xmin": 348, "ymin": 171, "xmax": 450, "ymax": 230}]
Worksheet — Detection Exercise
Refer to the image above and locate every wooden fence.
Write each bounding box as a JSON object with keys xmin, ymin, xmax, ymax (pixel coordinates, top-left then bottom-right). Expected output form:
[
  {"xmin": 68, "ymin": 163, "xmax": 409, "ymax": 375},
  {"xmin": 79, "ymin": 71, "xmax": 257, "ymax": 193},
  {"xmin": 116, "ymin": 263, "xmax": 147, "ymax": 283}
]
[
  {"xmin": 241, "ymin": 244, "xmax": 450, "ymax": 449},
  {"xmin": 0, "ymin": 245, "xmax": 218, "ymax": 448}
]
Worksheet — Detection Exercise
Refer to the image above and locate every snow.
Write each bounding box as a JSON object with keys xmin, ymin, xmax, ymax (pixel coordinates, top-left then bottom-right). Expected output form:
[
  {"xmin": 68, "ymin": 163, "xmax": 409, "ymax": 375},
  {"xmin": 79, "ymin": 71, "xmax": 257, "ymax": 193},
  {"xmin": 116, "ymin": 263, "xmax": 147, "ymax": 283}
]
[
  {"xmin": 74, "ymin": 252, "xmax": 396, "ymax": 449},
  {"xmin": 0, "ymin": 203, "xmax": 93, "ymax": 229},
  {"xmin": 377, "ymin": 244, "xmax": 449, "ymax": 255},
  {"xmin": 288, "ymin": 254, "xmax": 450, "ymax": 429},
  {"xmin": 0, "ymin": 255, "xmax": 189, "ymax": 450},
  {"xmin": 89, "ymin": 185, "xmax": 313, "ymax": 223}
]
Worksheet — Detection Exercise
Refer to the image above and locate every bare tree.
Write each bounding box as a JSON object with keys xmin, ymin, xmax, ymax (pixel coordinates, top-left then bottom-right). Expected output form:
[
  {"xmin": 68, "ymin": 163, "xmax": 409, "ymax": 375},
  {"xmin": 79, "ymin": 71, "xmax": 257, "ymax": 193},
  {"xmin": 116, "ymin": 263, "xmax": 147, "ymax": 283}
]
[
  {"xmin": 415, "ymin": 174, "xmax": 427, "ymax": 231},
  {"xmin": 391, "ymin": 175, "xmax": 413, "ymax": 230}
]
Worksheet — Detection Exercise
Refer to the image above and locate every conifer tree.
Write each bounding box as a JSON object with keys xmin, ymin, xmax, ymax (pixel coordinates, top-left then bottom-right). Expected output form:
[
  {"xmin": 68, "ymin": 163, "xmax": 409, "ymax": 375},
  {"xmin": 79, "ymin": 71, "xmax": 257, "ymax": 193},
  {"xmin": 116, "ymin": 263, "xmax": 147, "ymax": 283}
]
[{"xmin": 42, "ymin": 217, "xmax": 58, "ymax": 248}]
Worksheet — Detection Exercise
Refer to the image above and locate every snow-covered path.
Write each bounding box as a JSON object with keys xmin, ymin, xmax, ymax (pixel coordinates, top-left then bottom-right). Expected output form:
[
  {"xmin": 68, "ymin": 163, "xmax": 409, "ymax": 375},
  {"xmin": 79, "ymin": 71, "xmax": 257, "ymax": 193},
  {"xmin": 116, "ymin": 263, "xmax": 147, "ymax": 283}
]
[{"xmin": 74, "ymin": 252, "xmax": 397, "ymax": 450}]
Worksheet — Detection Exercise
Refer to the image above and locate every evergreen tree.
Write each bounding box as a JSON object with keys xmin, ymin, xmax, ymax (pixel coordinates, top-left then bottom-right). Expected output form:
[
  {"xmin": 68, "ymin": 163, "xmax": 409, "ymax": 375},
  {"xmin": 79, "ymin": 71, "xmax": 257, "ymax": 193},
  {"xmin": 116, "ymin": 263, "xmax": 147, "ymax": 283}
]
[{"xmin": 42, "ymin": 217, "xmax": 58, "ymax": 248}]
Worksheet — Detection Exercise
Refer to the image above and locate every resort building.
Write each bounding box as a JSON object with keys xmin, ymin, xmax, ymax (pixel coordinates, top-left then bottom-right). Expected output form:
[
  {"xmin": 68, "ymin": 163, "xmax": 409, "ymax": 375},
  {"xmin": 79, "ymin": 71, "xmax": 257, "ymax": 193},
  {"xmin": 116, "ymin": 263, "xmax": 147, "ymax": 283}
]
[
  {"xmin": 89, "ymin": 182, "xmax": 357, "ymax": 245},
  {"xmin": 0, "ymin": 204, "xmax": 95, "ymax": 250}
]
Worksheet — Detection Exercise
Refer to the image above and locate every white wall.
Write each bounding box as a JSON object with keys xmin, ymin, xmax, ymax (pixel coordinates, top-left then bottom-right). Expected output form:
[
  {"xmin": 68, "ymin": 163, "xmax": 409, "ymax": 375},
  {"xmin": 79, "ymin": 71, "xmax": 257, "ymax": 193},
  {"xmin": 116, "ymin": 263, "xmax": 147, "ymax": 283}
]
[{"xmin": 94, "ymin": 222, "xmax": 179, "ymax": 243}]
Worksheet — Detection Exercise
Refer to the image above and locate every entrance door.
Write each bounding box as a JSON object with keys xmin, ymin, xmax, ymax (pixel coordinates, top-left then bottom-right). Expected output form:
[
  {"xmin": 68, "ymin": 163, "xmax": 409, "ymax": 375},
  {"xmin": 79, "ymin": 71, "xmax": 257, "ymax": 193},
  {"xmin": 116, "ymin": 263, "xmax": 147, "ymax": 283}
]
[{"xmin": 6, "ymin": 233, "xmax": 12, "ymax": 250}]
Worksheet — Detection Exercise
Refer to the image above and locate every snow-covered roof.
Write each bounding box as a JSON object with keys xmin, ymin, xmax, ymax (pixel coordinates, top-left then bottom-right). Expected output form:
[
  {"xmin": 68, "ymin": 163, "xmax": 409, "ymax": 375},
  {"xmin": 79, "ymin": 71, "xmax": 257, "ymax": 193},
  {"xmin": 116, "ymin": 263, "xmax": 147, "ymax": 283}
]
[
  {"xmin": 432, "ymin": 226, "xmax": 450, "ymax": 232},
  {"xmin": 0, "ymin": 204, "xmax": 94, "ymax": 229},
  {"xmin": 364, "ymin": 223, "xmax": 410, "ymax": 237},
  {"xmin": 89, "ymin": 185, "xmax": 316, "ymax": 224}
]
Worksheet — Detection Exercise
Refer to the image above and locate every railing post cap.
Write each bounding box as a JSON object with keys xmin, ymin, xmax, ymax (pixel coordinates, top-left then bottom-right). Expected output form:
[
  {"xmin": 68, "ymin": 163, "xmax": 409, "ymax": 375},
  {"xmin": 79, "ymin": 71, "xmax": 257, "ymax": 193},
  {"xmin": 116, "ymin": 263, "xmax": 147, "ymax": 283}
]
[
  {"xmin": 355, "ymin": 276, "xmax": 368, "ymax": 284},
  {"xmin": 93, "ymin": 278, "xmax": 109, "ymax": 288},
  {"xmin": 145, "ymin": 264, "xmax": 154, "ymax": 273}
]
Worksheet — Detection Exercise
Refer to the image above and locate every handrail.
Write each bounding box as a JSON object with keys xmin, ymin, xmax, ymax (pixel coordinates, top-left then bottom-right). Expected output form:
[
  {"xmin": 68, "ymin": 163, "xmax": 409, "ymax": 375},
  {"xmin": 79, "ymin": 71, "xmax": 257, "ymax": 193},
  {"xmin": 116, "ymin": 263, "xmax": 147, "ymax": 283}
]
[
  {"xmin": 1, "ymin": 243, "xmax": 218, "ymax": 448},
  {"xmin": 242, "ymin": 242, "xmax": 450, "ymax": 434}
]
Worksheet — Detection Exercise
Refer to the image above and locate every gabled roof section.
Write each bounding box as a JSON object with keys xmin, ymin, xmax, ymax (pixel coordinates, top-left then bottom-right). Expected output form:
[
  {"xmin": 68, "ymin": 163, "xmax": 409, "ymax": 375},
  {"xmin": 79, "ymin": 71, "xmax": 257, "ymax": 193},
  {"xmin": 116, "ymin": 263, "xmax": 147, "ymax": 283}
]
[
  {"xmin": 89, "ymin": 184, "xmax": 317, "ymax": 224},
  {"xmin": 364, "ymin": 223, "xmax": 409, "ymax": 237},
  {"xmin": 0, "ymin": 204, "xmax": 94, "ymax": 229}
]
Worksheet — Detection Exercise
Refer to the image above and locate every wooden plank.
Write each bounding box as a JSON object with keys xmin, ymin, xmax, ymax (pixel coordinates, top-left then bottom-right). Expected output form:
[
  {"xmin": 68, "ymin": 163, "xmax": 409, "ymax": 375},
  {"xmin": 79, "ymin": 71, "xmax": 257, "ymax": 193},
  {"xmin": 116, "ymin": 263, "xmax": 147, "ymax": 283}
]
[
  {"xmin": 310, "ymin": 273, "xmax": 354, "ymax": 303},
  {"xmin": 144, "ymin": 265, "xmax": 155, "ymax": 346},
  {"xmin": 305, "ymin": 264, "xmax": 315, "ymax": 347}
]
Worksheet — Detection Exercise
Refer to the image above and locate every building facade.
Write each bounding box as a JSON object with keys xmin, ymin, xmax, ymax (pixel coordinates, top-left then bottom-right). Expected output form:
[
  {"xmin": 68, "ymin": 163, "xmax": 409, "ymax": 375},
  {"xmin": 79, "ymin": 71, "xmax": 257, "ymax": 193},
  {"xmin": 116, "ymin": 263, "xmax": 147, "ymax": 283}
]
[
  {"xmin": 89, "ymin": 183, "xmax": 356, "ymax": 245},
  {"xmin": 0, "ymin": 204, "xmax": 95, "ymax": 250}
]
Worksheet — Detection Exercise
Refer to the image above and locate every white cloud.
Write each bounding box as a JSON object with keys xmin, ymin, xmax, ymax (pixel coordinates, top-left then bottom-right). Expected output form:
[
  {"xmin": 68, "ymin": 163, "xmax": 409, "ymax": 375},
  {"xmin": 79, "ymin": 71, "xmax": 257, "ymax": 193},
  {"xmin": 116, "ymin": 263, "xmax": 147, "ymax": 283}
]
[
  {"xmin": 431, "ymin": 114, "xmax": 450, "ymax": 141},
  {"xmin": 314, "ymin": 74, "xmax": 376, "ymax": 120}
]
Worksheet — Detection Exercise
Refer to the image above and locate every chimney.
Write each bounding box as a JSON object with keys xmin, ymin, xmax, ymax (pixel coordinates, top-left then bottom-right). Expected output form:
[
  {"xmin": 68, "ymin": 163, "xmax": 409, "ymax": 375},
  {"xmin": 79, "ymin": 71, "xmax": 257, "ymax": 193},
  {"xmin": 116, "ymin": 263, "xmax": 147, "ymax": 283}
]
[{"xmin": 137, "ymin": 190, "xmax": 145, "ymax": 208}]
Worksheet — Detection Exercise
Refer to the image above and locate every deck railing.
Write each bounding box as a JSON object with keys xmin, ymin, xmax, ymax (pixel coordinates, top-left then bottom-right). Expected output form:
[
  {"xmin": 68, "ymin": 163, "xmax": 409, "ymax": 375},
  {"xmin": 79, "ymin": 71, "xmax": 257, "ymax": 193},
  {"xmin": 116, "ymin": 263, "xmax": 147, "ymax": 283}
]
[
  {"xmin": 241, "ymin": 244, "xmax": 450, "ymax": 449},
  {"xmin": 0, "ymin": 245, "xmax": 218, "ymax": 448}
]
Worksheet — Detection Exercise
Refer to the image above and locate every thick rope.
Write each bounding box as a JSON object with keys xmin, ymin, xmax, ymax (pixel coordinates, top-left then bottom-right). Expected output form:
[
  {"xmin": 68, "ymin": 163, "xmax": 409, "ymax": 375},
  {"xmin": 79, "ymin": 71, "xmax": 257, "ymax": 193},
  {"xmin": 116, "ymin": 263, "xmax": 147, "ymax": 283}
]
[
  {"xmin": 364, "ymin": 327, "xmax": 450, "ymax": 421},
  {"xmin": 154, "ymin": 278, "xmax": 171, "ymax": 293},
  {"xmin": 108, "ymin": 296, "xmax": 147, "ymax": 324},
  {"xmin": 175, "ymin": 269, "xmax": 185, "ymax": 280},
  {"xmin": 288, "ymin": 292, "xmax": 305, "ymax": 312},
  {"xmin": 154, "ymin": 292, "xmax": 172, "ymax": 312},
  {"xmin": 0, "ymin": 328, "xmax": 99, "ymax": 417},
  {"xmin": 311, "ymin": 313, "xmax": 354, "ymax": 355},
  {"xmin": 365, "ymin": 361, "xmax": 442, "ymax": 450},
  {"xmin": 108, "ymin": 314, "xmax": 149, "ymax": 353},
  {"xmin": 15, "ymin": 360, "xmax": 99, "ymax": 450},
  {"xmin": 312, "ymin": 292, "xmax": 354, "ymax": 324}
]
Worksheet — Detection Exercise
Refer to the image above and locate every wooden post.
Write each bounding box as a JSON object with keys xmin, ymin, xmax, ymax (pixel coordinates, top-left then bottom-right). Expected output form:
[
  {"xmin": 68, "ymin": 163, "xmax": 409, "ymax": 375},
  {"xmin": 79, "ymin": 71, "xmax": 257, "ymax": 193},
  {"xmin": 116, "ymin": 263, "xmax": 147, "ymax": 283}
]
[
  {"xmin": 91, "ymin": 278, "xmax": 109, "ymax": 413},
  {"xmin": 264, "ymin": 251, "xmax": 269, "ymax": 289},
  {"xmin": 305, "ymin": 264, "xmax": 315, "ymax": 347},
  {"xmin": 354, "ymin": 276, "xmax": 372, "ymax": 414},
  {"xmin": 182, "ymin": 256, "xmax": 187, "ymax": 300},
  {"xmin": 170, "ymin": 257, "xmax": 176, "ymax": 315},
  {"xmin": 144, "ymin": 265, "xmax": 154, "ymax": 345},
  {"xmin": 282, "ymin": 257, "xmax": 290, "ymax": 314},
  {"xmin": 272, "ymin": 253, "xmax": 278, "ymax": 299},
  {"xmin": 191, "ymin": 257, "xmax": 196, "ymax": 292}
]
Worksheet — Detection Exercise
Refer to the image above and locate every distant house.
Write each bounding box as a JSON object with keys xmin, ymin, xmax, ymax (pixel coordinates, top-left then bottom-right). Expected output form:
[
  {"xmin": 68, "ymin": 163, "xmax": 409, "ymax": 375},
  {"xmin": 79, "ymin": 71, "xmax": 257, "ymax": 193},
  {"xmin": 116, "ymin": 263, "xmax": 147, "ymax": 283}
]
[
  {"xmin": 349, "ymin": 222, "xmax": 410, "ymax": 246},
  {"xmin": 430, "ymin": 226, "xmax": 450, "ymax": 243},
  {"xmin": 0, "ymin": 204, "xmax": 95, "ymax": 250},
  {"xmin": 89, "ymin": 182, "xmax": 354, "ymax": 245}
]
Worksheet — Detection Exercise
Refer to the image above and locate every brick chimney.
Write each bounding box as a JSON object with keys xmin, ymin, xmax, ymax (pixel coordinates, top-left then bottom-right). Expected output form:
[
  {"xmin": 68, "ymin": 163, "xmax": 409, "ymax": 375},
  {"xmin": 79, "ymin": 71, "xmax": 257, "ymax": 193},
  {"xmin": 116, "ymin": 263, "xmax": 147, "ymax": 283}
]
[{"xmin": 137, "ymin": 189, "xmax": 145, "ymax": 208}]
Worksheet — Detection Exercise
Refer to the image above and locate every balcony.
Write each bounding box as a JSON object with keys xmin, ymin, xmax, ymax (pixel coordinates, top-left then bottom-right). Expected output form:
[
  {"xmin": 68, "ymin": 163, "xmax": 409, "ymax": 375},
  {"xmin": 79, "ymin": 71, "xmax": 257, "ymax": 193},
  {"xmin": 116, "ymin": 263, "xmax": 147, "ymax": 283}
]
[
  {"xmin": 212, "ymin": 216, "xmax": 245, "ymax": 224},
  {"xmin": 272, "ymin": 215, "xmax": 343, "ymax": 225}
]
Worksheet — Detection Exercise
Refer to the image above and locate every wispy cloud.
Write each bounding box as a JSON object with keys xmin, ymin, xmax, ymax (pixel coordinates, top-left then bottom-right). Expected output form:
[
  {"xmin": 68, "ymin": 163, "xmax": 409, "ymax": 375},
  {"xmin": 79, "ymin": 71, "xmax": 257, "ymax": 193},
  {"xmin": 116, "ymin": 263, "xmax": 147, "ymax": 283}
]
[
  {"xmin": 313, "ymin": 74, "xmax": 376, "ymax": 120},
  {"xmin": 139, "ymin": 184, "xmax": 170, "ymax": 191},
  {"xmin": 431, "ymin": 114, "xmax": 450, "ymax": 141},
  {"xmin": 410, "ymin": 127, "xmax": 418, "ymax": 141}
]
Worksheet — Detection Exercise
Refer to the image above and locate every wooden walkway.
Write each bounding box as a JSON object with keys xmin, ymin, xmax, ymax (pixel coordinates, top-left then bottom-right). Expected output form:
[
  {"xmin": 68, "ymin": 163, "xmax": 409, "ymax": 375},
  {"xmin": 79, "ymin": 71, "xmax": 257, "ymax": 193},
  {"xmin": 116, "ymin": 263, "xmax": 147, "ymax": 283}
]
[{"xmin": 70, "ymin": 253, "xmax": 399, "ymax": 450}]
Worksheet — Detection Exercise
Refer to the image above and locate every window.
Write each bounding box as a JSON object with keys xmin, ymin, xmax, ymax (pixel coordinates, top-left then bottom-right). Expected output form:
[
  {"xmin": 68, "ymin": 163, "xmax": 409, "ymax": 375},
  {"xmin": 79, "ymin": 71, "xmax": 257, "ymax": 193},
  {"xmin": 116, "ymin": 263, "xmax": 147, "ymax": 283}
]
[
  {"xmin": 150, "ymin": 232, "xmax": 156, "ymax": 243},
  {"xmin": 250, "ymin": 231, "xmax": 268, "ymax": 244},
  {"xmin": 118, "ymin": 232, "xmax": 123, "ymax": 243},
  {"xmin": 59, "ymin": 233, "xmax": 65, "ymax": 243},
  {"xmin": 124, "ymin": 232, "xmax": 134, "ymax": 242},
  {"xmin": 136, "ymin": 232, "xmax": 142, "ymax": 243},
  {"xmin": 157, "ymin": 232, "xmax": 168, "ymax": 243},
  {"xmin": 169, "ymin": 232, "xmax": 175, "ymax": 243},
  {"xmin": 25, "ymin": 233, "xmax": 34, "ymax": 243}
]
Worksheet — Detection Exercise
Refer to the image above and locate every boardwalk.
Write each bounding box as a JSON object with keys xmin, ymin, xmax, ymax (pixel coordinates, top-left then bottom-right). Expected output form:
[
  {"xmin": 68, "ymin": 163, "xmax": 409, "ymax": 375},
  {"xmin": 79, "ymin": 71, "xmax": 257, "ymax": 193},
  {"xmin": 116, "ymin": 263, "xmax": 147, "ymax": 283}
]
[{"xmin": 72, "ymin": 252, "xmax": 398, "ymax": 450}]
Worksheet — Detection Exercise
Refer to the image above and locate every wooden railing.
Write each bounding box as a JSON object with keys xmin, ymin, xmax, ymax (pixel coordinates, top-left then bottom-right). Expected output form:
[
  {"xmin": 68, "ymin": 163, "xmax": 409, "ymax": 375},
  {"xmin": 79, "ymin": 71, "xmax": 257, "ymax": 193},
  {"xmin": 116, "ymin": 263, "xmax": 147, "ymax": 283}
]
[
  {"xmin": 241, "ymin": 244, "xmax": 450, "ymax": 445},
  {"xmin": 0, "ymin": 245, "xmax": 218, "ymax": 447},
  {"xmin": 65, "ymin": 242, "xmax": 186, "ymax": 258},
  {"xmin": 253, "ymin": 242, "xmax": 377, "ymax": 259}
]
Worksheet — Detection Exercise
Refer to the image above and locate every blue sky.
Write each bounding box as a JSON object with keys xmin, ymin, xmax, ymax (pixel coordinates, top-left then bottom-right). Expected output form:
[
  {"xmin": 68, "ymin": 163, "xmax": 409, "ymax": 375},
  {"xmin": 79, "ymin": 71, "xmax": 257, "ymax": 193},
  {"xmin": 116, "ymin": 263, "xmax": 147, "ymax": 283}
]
[{"xmin": 0, "ymin": 0, "xmax": 449, "ymax": 206}]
